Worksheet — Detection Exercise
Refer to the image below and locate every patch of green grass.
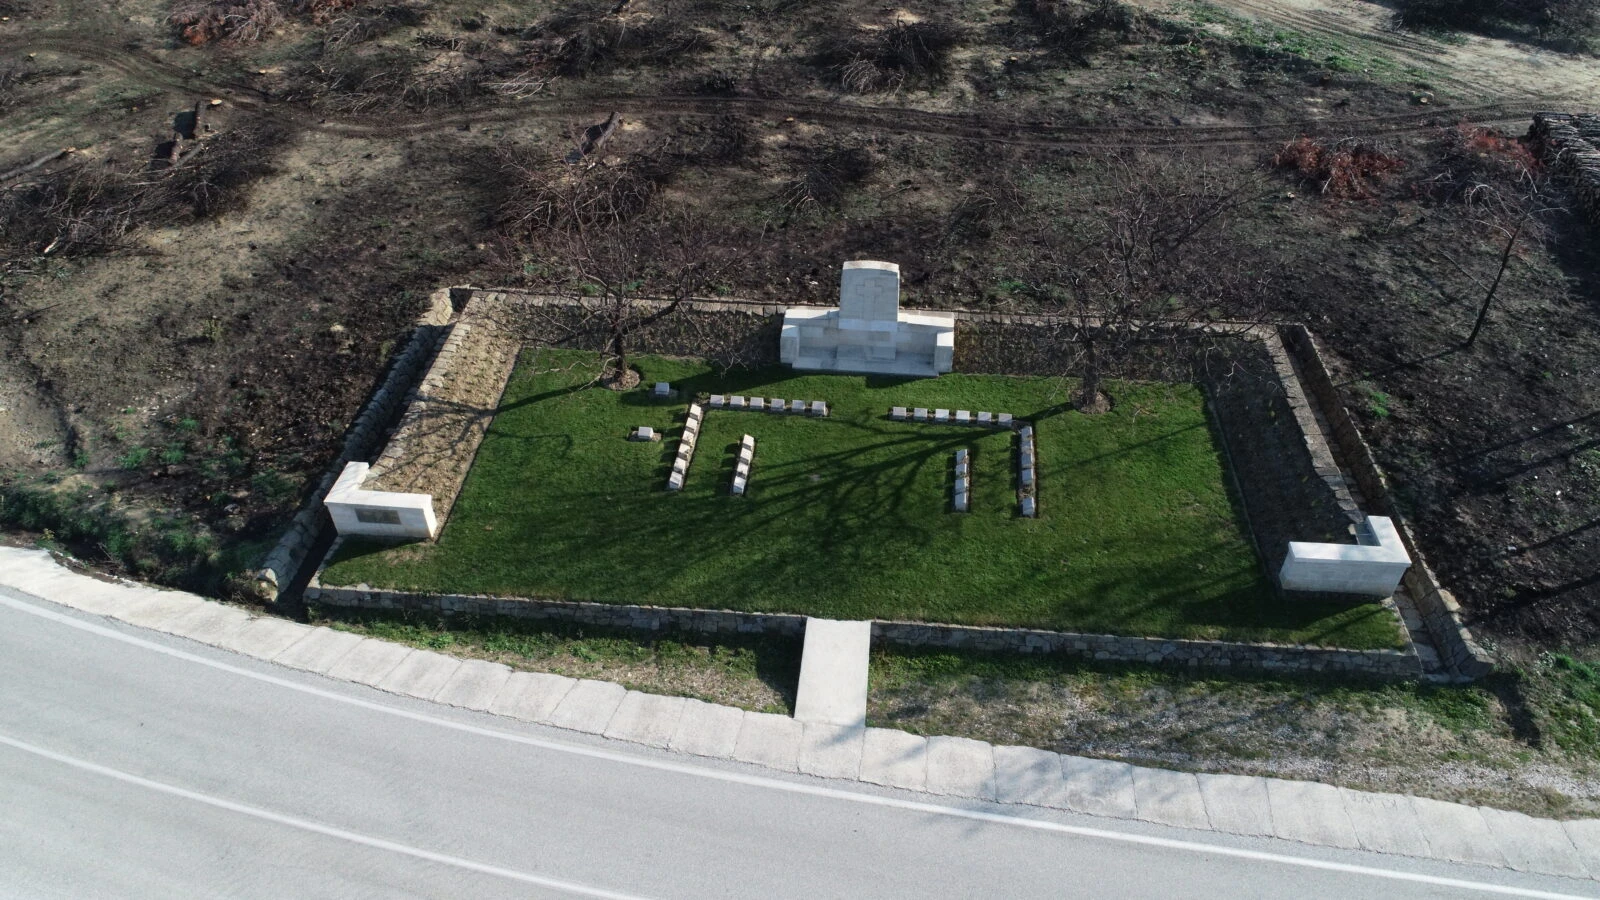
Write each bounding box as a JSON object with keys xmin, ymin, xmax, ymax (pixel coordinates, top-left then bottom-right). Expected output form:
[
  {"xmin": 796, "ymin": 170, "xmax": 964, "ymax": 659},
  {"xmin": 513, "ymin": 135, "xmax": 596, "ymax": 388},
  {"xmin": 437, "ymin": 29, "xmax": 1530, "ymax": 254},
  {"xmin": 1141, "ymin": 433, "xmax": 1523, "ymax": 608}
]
[
  {"xmin": 1527, "ymin": 653, "xmax": 1600, "ymax": 755},
  {"xmin": 324, "ymin": 348, "xmax": 1402, "ymax": 648},
  {"xmin": 314, "ymin": 606, "xmax": 801, "ymax": 713}
]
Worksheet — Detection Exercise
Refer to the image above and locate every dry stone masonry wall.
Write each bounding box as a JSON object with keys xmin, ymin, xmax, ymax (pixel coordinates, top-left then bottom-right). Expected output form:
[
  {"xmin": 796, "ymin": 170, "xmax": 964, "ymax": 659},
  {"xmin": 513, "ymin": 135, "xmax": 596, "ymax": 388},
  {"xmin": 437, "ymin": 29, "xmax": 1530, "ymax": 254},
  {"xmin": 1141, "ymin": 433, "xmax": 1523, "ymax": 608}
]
[
  {"xmin": 305, "ymin": 288, "xmax": 1496, "ymax": 680},
  {"xmin": 252, "ymin": 289, "xmax": 454, "ymax": 601}
]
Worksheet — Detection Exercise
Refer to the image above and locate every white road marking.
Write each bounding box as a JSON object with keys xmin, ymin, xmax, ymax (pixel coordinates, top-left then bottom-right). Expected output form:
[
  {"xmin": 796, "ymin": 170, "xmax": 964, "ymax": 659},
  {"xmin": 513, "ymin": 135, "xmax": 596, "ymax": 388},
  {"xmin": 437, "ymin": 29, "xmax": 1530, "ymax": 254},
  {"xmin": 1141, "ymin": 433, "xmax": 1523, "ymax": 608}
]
[
  {"xmin": 0, "ymin": 588, "xmax": 1594, "ymax": 900},
  {"xmin": 0, "ymin": 732, "xmax": 649, "ymax": 900}
]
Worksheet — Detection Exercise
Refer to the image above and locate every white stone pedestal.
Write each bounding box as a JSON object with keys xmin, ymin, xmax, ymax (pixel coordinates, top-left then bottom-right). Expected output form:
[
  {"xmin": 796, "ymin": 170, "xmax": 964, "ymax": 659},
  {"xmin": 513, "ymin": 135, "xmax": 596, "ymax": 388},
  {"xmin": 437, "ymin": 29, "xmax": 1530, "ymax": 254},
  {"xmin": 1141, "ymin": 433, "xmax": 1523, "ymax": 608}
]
[{"xmin": 780, "ymin": 261, "xmax": 955, "ymax": 377}]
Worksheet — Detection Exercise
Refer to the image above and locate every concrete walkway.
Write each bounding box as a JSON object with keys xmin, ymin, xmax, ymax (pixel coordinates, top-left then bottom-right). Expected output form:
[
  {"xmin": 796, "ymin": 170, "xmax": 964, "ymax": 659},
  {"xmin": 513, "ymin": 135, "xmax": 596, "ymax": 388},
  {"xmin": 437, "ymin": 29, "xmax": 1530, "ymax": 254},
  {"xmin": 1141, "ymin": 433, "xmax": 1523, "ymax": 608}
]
[
  {"xmin": 793, "ymin": 617, "xmax": 872, "ymax": 728},
  {"xmin": 2, "ymin": 546, "xmax": 1595, "ymax": 882}
]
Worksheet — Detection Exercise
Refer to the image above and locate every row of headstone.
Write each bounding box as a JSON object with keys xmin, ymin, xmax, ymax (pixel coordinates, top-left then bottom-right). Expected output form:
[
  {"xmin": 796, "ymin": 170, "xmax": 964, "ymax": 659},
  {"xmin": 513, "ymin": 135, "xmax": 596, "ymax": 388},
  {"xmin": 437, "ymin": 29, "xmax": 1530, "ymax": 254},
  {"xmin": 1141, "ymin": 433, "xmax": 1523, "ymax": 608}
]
[
  {"xmin": 710, "ymin": 395, "xmax": 827, "ymax": 417},
  {"xmin": 890, "ymin": 407, "xmax": 1014, "ymax": 428},
  {"xmin": 666, "ymin": 402, "xmax": 706, "ymax": 492},
  {"xmin": 953, "ymin": 448, "xmax": 971, "ymax": 513},
  {"xmin": 732, "ymin": 434, "xmax": 756, "ymax": 495},
  {"xmin": 1017, "ymin": 424, "xmax": 1037, "ymax": 518}
]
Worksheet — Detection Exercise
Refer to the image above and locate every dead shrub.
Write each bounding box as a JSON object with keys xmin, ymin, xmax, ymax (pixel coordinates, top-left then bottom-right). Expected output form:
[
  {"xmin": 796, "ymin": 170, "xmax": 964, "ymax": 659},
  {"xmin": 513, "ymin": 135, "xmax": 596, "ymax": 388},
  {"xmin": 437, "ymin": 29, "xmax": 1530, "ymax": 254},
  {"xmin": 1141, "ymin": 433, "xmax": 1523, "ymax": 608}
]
[
  {"xmin": 1420, "ymin": 124, "xmax": 1541, "ymax": 205},
  {"xmin": 0, "ymin": 123, "xmax": 288, "ymax": 257},
  {"xmin": 1273, "ymin": 136, "xmax": 1405, "ymax": 200},
  {"xmin": 1019, "ymin": 0, "xmax": 1140, "ymax": 63},
  {"xmin": 169, "ymin": 0, "xmax": 284, "ymax": 45},
  {"xmin": 286, "ymin": 47, "xmax": 491, "ymax": 111},
  {"xmin": 292, "ymin": 0, "xmax": 368, "ymax": 24},
  {"xmin": 321, "ymin": 4, "xmax": 426, "ymax": 49},
  {"xmin": 496, "ymin": 150, "xmax": 677, "ymax": 234},
  {"xmin": 542, "ymin": 15, "xmax": 709, "ymax": 77},
  {"xmin": 815, "ymin": 19, "xmax": 964, "ymax": 93},
  {"xmin": 780, "ymin": 146, "xmax": 875, "ymax": 209}
]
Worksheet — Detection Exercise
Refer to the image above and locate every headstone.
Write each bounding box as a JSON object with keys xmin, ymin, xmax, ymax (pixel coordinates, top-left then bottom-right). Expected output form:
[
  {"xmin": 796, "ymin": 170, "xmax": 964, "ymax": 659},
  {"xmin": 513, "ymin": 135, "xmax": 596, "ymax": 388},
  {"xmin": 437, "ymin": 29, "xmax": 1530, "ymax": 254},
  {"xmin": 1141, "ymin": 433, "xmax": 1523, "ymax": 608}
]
[
  {"xmin": 934, "ymin": 408, "xmax": 950, "ymax": 423},
  {"xmin": 732, "ymin": 475, "xmax": 747, "ymax": 495},
  {"xmin": 791, "ymin": 399, "xmax": 806, "ymax": 413},
  {"xmin": 1020, "ymin": 425, "xmax": 1034, "ymax": 441},
  {"xmin": 751, "ymin": 397, "xmax": 766, "ymax": 410},
  {"xmin": 653, "ymin": 382, "xmax": 671, "ymax": 399},
  {"xmin": 997, "ymin": 413, "xmax": 1013, "ymax": 428},
  {"xmin": 955, "ymin": 448, "xmax": 968, "ymax": 464},
  {"xmin": 630, "ymin": 426, "xmax": 656, "ymax": 441},
  {"xmin": 1020, "ymin": 467, "xmax": 1034, "ymax": 487},
  {"xmin": 810, "ymin": 401, "xmax": 827, "ymax": 417},
  {"xmin": 891, "ymin": 406, "xmax": 908, "ymax": 420},
  {"xmin": 741, "ymin": 434, "xmax": 756, "ymax": 450},
  {"xmin": 668, "ymin": 472, "xmax": 685, "ymax": 491},
  {"xmin": 710, "ymin": 395, "xmax": 726, "ymax": 408},
  {"xmin": 953, "ymin": 489, "xmax": 968, "ymax": 512},
  {"xmin": 770, "ymin": 399, "xmax": 785, "ymax": 412},
  {"xmin": 914, "ymin": 407, "xmax": 929, "ymax": 422},
  {"xmin": 977, "ymin": 412, "xmax": 993, "ymax": 426},
  {"xmin": 955, "ymin": 410, "xmax": 971, "ymax": 425},
  {"xmin": 731, "ymin": 395, "xmax": 747, "ymax": 409},
  {"xmin": 956, "ymin": 462, "xmax": 969, "ymax": 479},
  {"xmin": 689, "ymin": 403, "xmax": 704, "ymax": 418},
  {"xmin": 1021, "ymin": 496, "xmax": 1036, "ymax": 517},
  {"xmin": 1021, "ymin": 449, "xmax": 1034, "ymax": 468}
]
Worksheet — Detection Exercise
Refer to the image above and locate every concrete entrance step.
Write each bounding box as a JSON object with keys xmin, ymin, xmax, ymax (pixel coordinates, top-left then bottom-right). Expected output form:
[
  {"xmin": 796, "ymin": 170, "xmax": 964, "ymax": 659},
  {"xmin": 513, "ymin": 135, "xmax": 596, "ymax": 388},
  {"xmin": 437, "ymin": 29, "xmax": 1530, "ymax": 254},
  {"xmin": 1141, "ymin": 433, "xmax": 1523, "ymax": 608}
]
[{"xmin": 793, "ymin": 618, "xmax": 872, "ymax": 728}]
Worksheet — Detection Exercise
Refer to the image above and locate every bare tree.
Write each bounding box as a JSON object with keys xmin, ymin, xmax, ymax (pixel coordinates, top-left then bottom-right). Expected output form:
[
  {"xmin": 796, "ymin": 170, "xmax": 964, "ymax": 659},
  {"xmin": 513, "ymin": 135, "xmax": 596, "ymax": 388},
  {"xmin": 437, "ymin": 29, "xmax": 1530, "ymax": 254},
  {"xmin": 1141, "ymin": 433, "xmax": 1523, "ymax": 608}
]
[
  {"xmin": 1027, "ymin": 154, "xmax": 1274, "ymax": 411},
  {"xmin": 538, "ymin": 209, "xmax": 746, "ymax": 388}
]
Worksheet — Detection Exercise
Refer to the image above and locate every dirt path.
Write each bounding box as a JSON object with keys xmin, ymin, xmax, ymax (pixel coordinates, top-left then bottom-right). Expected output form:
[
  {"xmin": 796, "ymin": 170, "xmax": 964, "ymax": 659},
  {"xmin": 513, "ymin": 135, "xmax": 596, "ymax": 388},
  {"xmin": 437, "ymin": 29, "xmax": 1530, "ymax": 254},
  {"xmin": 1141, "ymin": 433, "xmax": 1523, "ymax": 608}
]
[
  {"xmin": 1134, "ymin": 0, "xmax": 1600, "ymax": 103},
  {"xmin": 0, "ymin": 33, "xmax": 1582, "ymax": 155}
]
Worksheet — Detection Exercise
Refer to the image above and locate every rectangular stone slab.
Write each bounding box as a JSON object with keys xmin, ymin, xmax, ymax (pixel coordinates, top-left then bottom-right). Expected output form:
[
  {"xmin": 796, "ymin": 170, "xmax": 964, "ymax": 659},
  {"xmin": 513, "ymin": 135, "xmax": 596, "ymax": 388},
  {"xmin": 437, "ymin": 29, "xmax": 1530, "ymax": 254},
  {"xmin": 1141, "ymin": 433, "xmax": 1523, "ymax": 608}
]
[
  {"xmin": 798, "ymin": 723, "xmax": 866, "ymax": 779},
  {"xmin": 1479, "ymin": 807, "xmax": 1592, "ymax": 878},
  {"xmin": 488, "ymin": 671, "xmax": 577, "ymax": 723},
  {"xmin": 733, "ymin": 712, "xmax": 802, "ymax": 771},
  {"xmin": 433, "ymin": 659, "xmax": 513, "ymax": 711},
  {"xmin": 376, "ymin": 649, "xmax": 463, "ymax": 700},
  {"xmin": 164, "ymin": 604, "xmax": 254, "ymax": 644},
  {"xmin": 326, "ymin": 639, "xmax": 414, "ymax": 685},
  {"xmin": 668, "ymin": 699, "xmax": 746, "ymax": 759},
  {"xmin": 1196, "ymin": 772, "xmax": 1274, "ymax": 837},
  {"xmin": 1061, "ymin": 756, "xmax": 1138, "ymax": 819},
  {"xmin": 546, "ymin": 679, "xmax": 628, "ymax": 733},
  {"xmin": 794, "ymin": 618, "xmax": 872, "ymax": 728},
  {"xmin": 925, "ymin": 736, "xmax": 995, "ymax": 800},
  {"xmin": 859, "ymin": 728, "xmax": 928, "ymax": 791},
  {"xmin": 1132, "ymin": 767, "xmax": 1210, "ymax": 830},
  {"xmin": 1411, "ymin": 796, "xmax": 1505, "ymax": 866},
  {"xmin": 272, "ymin": 626, "xmax": 366, "ymax": 673},
  {"xmin": 218, "ymin": 617, "xmax": 316, "ymax": 660},
  {"xmin": 604, "ymin": 692, "xmax": 688, "ymax": 749},
  {"xmin": 993, "ymin": 745, "xmax": 1069, "ymax": 807},
  {"xmin": 1267, "ymin": 779, "xmax": 1359, "ymax": 848},
  {"xmin": 1339, "ymin": 789, "xmax": 1432, "ymax": 858}
]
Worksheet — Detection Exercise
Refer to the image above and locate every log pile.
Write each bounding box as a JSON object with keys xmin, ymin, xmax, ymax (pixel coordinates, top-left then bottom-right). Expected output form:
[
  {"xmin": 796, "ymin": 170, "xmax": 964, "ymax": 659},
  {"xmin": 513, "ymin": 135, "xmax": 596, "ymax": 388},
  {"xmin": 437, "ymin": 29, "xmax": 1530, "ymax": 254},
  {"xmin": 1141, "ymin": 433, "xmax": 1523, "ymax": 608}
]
[{"xmin": 1531, "ymin": 112, "xmax": 1600, "ymax": 225}]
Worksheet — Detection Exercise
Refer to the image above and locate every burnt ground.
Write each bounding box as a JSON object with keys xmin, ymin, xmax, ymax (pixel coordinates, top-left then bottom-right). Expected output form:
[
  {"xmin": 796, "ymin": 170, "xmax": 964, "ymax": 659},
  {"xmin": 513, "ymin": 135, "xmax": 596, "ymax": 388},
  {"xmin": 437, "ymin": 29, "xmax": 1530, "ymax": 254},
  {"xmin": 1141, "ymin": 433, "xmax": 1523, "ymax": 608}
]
[{"xmin": 0, "ymin": 0, "xmax": 1597, "ymax": 796}]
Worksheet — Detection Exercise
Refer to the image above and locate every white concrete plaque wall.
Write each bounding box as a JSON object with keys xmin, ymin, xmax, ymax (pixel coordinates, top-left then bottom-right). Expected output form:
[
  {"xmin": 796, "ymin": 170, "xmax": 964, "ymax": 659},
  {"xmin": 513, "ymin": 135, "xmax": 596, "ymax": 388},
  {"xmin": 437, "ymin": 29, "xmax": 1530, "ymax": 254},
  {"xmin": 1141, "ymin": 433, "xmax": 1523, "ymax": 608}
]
[
  {"xmin": 1280, "ymin": 515, "xmax": 1410, "ymax": 597},
  {"xmin": 324, "ymin": 462, "xmax": 439, "ymax": 541}
]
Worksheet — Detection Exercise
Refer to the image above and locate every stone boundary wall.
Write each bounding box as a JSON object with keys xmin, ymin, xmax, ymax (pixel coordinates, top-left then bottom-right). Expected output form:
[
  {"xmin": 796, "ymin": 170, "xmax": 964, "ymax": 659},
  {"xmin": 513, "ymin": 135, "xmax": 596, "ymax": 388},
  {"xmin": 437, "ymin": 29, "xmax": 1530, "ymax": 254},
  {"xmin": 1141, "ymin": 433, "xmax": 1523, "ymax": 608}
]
[
  {"xmin": 311, "ymin": 288, "xmax": 1440, "ymax": 679},
  {"xmin": 252, "ymin": 289, "xmax": 454, "ymax": 601},
  {"xmin": 1531, "ymin": 112, "xmax": 1600, "ymax": 226},
  {"xmin": 1281, "ymin": 326, "xmax": 1494, "ymax": 680},
  {"xmin": 306, "ymin": 571, "xmax": 1421, "ymax": 680},
  {"xmin": 364, "ymin": 293, "xmax": 522, "ymax": 526}
]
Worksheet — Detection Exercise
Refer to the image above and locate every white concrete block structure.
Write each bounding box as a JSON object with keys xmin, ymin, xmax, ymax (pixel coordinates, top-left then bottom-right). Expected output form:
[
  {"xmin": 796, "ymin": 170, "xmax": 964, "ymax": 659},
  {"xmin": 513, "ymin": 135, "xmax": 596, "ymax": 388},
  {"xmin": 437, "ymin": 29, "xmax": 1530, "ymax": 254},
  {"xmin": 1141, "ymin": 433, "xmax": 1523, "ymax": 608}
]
[
  {"xmin": 780, "ymin": 261, "xmax": 956, "ymax": 377},
  {"xmin": 1280, "ymin": 515, "xmax": 1412, "ymax": 596},
  {"xmin": 323, "ymin": 462, "xmax": 438, "ymax": 540}
]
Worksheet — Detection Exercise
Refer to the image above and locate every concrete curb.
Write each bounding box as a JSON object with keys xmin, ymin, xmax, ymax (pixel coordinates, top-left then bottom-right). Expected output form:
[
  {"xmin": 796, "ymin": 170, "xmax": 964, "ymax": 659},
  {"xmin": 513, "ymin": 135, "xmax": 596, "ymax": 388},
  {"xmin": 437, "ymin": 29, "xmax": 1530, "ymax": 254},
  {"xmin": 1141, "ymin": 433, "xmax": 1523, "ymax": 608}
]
[{"xmin": 2, "ymin": 546, "xmax": 1594, "ymax": 882}]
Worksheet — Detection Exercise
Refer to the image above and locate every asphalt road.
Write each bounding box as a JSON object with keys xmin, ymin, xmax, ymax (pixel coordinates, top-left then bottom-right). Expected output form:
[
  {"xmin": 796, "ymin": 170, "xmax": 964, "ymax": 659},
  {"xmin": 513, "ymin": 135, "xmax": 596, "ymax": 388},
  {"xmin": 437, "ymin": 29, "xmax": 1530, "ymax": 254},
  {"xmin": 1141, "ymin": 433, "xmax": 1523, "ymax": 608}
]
[{"xmin": 1, "ymin": 587, "xmax": 1594, "ymax": 900}]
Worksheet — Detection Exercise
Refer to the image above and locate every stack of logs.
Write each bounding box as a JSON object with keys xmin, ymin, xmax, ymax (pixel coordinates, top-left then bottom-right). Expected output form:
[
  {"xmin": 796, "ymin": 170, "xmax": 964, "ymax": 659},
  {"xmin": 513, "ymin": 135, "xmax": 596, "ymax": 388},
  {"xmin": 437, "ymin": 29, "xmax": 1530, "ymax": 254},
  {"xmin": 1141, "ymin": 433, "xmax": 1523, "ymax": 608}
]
[
  {"xmin": 1531, "ymin": 113, "xmax": 1600, "ymax": 226},
  {"xmin": 166, "ymin": 99, "xmax": 222, "ymax": 167}
]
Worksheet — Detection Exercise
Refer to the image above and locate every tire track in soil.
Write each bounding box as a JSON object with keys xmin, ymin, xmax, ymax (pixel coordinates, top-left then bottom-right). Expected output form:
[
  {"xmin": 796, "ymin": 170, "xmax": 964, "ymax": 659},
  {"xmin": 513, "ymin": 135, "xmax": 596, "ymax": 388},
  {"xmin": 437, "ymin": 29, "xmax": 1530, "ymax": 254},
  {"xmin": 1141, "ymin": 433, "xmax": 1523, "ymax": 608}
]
[{"xmin": 1, "ymin": 34, "xmax": 1579, "ymax": 150}]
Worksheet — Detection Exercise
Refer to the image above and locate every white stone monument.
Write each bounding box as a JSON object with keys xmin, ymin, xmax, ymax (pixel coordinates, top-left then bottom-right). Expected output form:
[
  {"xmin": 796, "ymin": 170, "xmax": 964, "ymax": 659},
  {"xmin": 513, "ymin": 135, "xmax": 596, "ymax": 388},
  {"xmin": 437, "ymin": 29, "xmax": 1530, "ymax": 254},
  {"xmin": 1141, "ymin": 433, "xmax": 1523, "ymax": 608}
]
[
  {"xmin": 324, "ymin": 462, "xmax": 438, "ymax": 540},
  {"xmin": 779, "ymin": 260, "xmax": 955, "ymax": 377}
]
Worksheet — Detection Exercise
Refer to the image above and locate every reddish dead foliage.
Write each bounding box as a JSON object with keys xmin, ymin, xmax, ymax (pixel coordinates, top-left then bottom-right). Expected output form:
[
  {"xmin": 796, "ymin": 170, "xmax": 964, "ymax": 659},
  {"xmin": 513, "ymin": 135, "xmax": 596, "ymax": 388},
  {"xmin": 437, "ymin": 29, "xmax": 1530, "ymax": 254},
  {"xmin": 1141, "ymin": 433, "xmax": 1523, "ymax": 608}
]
[
  {"xmin": 170, "ymin": 0, "xmax": 284, "ymax": 45},
  {"xmin": 1273, "ymin": 136, "xmax": 1406, "ymax": 200}
]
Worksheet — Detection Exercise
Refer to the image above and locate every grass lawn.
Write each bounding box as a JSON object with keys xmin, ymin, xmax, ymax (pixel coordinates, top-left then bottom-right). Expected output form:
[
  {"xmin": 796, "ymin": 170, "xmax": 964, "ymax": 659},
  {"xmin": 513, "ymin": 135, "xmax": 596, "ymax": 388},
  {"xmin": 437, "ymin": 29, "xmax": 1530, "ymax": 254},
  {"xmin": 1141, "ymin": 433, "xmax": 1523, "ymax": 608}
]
[{"xmin": 323, "ymin": 348, "xmax": 1403, "ymax": 649}]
